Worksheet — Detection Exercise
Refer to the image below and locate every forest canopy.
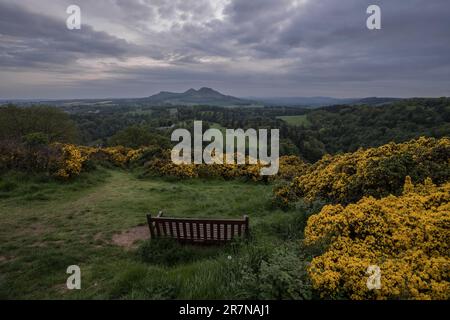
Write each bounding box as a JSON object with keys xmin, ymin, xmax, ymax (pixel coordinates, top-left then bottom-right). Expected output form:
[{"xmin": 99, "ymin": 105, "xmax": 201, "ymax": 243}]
[
  {"xmin": 2, "ymin": 97, "xmax": 449, "ymax": 163},
  {"xmin": 0, "ymin": 105, "xmax": 78, "ymax": 143}
]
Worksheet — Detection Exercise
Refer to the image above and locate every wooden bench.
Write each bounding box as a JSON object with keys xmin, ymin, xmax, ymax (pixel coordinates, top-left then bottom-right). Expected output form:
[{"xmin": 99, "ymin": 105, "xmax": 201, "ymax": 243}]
[{"xmin": 146, "ymin": 212, "xmax": 249, "ymax": 244}]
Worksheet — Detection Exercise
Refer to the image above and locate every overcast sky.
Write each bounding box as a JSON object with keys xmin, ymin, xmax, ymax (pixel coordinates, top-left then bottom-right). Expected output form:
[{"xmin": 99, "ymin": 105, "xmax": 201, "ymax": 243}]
[{"xmin": 0, "ymin": 0, "xmax": 449, "ymax": 99}]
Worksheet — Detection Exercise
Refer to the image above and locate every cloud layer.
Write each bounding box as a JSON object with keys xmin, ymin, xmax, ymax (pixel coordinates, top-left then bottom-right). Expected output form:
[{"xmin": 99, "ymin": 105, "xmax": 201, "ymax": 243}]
[{"xmin": 0, "ymin": 0, "xmax": 449, "ymax": 99}]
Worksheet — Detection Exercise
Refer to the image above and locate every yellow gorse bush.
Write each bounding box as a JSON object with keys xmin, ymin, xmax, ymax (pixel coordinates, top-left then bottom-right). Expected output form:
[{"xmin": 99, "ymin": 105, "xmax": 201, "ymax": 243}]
[
  {"xmin": 271, "ymin": 155, "xmax": 310, "ymax": 181},
  {"xmin": 304, "ymin": 178, "xmax": 450, "ymax": 300},
  {"xmin": 275, "ymin": 137, "xmax": 450, "ymax": 205},
  {"xmin": 54, "ymin": 144, "xmax": 88, "ymax": 179},
  {"xmin": 144, "ymin": 153, "xmax": 307, "ymax": 181},
  {"xmin": 3, "ymin": 140, "xmax": 304, "ymax": 181},
  {"xmin": 51, "ymin": 144, "xmax": 145, "ymax": 179},
  {"xmin": 95, "ymin": 146, "xmax": 144, "ymax": 166}
]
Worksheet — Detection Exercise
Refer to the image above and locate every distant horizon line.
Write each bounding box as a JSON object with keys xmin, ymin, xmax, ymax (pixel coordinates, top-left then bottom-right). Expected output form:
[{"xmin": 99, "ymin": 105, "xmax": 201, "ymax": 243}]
[
  {"xmin": 0, "ymin": 87, "xmax": 418, "ymax": 101},
  {"xmin": 1, "ymin": 85, "xmax": 449, "ymax": 102},
  {"xmin": 2, "ymin": 95, "xmax": 445, "ymax": 102}
]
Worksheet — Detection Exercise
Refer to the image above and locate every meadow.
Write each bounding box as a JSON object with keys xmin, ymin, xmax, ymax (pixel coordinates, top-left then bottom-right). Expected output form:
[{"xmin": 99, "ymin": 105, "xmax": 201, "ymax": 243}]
[
  {"xmin": 0, "ymin": 169, "xmax": 312, "ymax": 299},
  {"xmin": 277, "ymin": 115, "xmax": 311, "ymax": 127}
]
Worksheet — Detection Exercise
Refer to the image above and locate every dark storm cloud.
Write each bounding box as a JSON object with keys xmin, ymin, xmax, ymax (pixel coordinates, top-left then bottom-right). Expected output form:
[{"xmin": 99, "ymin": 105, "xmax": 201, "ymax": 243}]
[
  {"xmin": 0, "ymin": 2, "xmax": 133, "ymax": 68},
  {"xmin": 0, "ymin": 0, "xmax": 449, "ymax": 98}
]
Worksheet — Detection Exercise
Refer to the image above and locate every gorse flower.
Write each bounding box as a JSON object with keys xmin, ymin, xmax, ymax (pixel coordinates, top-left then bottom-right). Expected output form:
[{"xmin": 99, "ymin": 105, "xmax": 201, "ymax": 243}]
[
  {"xmin": 54, "ymin": 144, "xmax": 87, "ymax": 179},
  {"xmin": 304, "ymin": 178, "xmax": 450, "ymax": 300},
  {"xmin": 5, "ymin": 144, "xmax": 148, "ymax": 179},
  {"xmin": 145, "ymin": 153, "xmax": 307, "ymax": 181},
  {"xmin": 274, "ymin": 137, "xmax": 450, "ymax": 205}
]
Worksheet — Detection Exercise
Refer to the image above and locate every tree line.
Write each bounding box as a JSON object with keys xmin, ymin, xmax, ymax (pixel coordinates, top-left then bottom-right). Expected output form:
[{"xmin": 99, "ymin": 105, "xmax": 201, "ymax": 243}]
[{"xmin": 1, "ymin": 97, "xmax": 449, "ymax": 162}]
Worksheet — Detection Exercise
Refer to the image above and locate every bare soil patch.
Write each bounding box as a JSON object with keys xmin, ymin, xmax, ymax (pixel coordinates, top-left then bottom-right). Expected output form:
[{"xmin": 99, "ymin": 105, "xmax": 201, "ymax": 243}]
[
  {"xmin": 112, "ymin": 226, "xmax": 149, "ymax": 249},
  {"xmin": 19, "ymin": 223, "xmax": 52, "ymax": 237}
]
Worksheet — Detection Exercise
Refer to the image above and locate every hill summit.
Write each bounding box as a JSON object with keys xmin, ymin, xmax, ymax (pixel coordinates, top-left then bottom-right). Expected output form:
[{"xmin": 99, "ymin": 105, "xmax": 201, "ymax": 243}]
[{"xmin": 145, "ymin": 87, "xmax": 253, "ymax": 106}]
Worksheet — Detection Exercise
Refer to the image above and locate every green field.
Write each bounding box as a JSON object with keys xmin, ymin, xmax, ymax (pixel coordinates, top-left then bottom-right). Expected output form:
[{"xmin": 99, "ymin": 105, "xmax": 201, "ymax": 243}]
[
  {"xmin": 0, "ymin": 169, "xmax": 312, "ymax": 299},
  {"xmin": 277, "ymin": 115, "xmax": 311, "ymax": 127}
]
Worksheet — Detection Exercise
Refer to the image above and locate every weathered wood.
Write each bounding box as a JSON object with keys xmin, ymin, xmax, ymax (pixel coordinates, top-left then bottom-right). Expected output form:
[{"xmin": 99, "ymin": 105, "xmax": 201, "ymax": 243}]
[
  {"xmin": 182, "ymin": 222, "xmax": 187, "ymax": 240},
  {"xmin": 155, "ymin": 218, "xmax": 162, "ymax": 237},
  {"xmin": 164, "ymin": 221, "xmax": 170, "ymax": 237},
  {"xmin": 147, "ymin": 214, "xmax": 155, "ymax": 239},
  {"xmin": 175, "ymin": 221, "xmax": 181, "ymax": 240},
  {"xmin": 189, "ymin": 221, "xmax": 194, "ymax": 241},
  {"xmin": 209, "ymin": 224, "xmax": 212, "ymax": 239},
  {"xmin": 196, "ymin": 222, "xmax": 200, "ymax": 240},
  {"xmin": 146, "ymin": 213, "xmax": 249, "ymax": 245}
]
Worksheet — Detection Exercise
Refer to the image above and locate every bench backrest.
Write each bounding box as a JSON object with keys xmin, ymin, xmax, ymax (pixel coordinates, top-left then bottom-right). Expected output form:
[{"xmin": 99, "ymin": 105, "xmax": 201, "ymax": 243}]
[{"xmin": 146, "ymin": 212, "xmax": 249, "ymax": 244}]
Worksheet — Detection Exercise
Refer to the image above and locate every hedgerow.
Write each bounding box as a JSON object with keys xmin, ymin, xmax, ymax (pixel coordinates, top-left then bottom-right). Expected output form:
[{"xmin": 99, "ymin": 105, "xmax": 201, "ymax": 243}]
[{"xmin": 0, "ymin": 141, "xmax": 145, "ymax": 180}]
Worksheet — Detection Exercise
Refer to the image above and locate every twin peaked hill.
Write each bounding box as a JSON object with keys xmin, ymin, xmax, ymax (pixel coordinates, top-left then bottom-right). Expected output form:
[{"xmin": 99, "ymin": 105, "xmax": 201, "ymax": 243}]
[
  {"xmin": 143, "ymin": 87, "xmax": 255, "ymax": 107},
  {"xmin": 143, "ymin": 88, "xmax": 401, "ymax": 107},
  {"xmin": 3, "ymin": 87, "xmax": 402, "ymax": 108}
]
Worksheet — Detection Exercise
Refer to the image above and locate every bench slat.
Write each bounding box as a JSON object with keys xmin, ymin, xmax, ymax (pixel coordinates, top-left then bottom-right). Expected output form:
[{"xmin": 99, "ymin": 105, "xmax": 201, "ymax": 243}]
[
  {"xmin": 210, "ymin": 222, "xmax": 214, "ymax": 241},
  {"xmin": 152, "ymin": 217, "xmax": 248, "ymax": 224},
  {"xmin": 189, "ymin": 222, "xmax": 194, "ymax": 241},
  {"xmin": 146, "ymin": 213, "xmax": 249, "ymax": 244},
  {"xmin": 182, "ymin": 222, "xmax": 187, "ymax": 240},
  {"xmin": 196, "ymin": 222, "xmax": 201, "ymax": 240},
  {"xmin": 165, "ymin": 221, "xmax": 169, "ymax": 237},
  {"xmin": 155, "ymin": 221, "xmax": 161, "ymax": 237}
]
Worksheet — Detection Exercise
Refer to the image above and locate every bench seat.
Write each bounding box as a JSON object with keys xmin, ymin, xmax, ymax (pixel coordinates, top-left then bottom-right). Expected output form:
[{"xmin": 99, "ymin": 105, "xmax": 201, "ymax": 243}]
[{"xmin": 146, "ymin": 212, "xmax": 249, "ymax": 244}]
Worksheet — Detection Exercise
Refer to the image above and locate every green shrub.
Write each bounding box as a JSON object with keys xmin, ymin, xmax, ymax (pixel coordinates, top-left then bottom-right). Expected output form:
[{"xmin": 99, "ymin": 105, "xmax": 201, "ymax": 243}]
[
  {"xmin": 22, "ymin": 132, "xmax": 49, "ymax": 147},
  {"xmin": 259, "ymin": 213, "xmax": 307, "ymax": 241},
  {"xmin": 231, "ymin": 245, "xmax": 312, "ymax": 300},
  {"xmin": 293, "ymin": 198, "xmax": 327, "ymax": 216}
]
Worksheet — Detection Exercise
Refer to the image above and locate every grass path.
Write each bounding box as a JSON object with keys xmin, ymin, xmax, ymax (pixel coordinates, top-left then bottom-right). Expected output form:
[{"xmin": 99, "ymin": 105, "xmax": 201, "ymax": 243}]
[{"xmin": 0, "ymin": 170, "xmax": 287, "ymax": 299}]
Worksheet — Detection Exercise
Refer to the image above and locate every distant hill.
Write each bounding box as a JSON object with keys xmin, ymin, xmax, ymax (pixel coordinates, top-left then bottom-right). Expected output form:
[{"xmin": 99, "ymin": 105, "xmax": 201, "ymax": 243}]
[
  {"xmin": 355, "ymin": 97, "xmax": 402, "ymax": 106},
  {"xmin": 143, "ymin": 87, "xmax": 256, "ymax": 107},
  {"xmin": 1, "ymin": 92, "xmax": 403, "ymax": 109},
  {"xmin": 254, "ymin": 96, "xmax": 356, "ymax": 107},
  {"xmin": 1, "ymin": 88, "xmax": 257, "ymax": 108},
  {"xmin": 253, "ymin": 96, "xmax": 401, "ymax": 108}
]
